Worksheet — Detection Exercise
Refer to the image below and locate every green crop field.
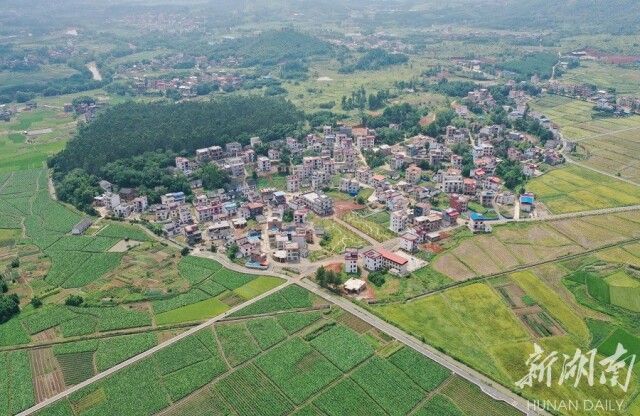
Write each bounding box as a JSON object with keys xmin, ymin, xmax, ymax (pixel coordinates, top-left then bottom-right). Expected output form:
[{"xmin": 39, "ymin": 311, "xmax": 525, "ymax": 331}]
[
  {"xmin": 96, "ymin": 223, "xmax": 155, "ymax": 242},
  {"xmin": 388, "ymin": 347, "xmax": 451, "ymax": 391},
  {"xmin": 215, "ymin": 322, "xmax": 261, "ymax": 366},
  {"xmin": 308, "ymin": 324, "xmax": 374, "ymax": 371},
  {"xmin": 246, "ymin": 317, "xmax": 288, "ymax": 350},
  {"xmin": 313, "ymin": 217, "xmax": 367, "ymax": 254},
  {"xmin": 255, "ymin": 338, "xmax": 342, "ymax": 404},
  {"xmin": 34, "ymin": 284, "xmax": 519, "ymax": 416},
  {"xmin": 440, "ymin": 376, "xmax": 522, "ymax": 416},
  {"xmin": 341, "ymin": 211, "xmax": 396, "ymax": 242},
  {"xmin": 0, "ymin": 351, "xmax": 35, "ymax": 414},
  {"xmin": 528, "ymin": 165, "xmax": 640, "ymax": 214},
  {"xmin": 597, "ymin": 328, "xmax": 640, "ymax": 360},
  {"xmin": 351, "ymin": 356, "xmax": 424, "ymax": 416},
  {"xmin": 56, "ymin": 352, "xmax": 96, "ymax": 386},
  {"xmin": 155, "ymin": 297, "xmax": 230, "ymax": 325},
  {"xmin": 96, "ymin": 333, "xmax": 158, "ymax": 371}
]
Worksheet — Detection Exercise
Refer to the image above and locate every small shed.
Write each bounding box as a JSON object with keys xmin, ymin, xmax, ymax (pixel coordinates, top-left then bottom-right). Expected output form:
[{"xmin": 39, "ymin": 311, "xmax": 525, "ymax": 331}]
[
  {"xmin": 72, "ymin": 218, "xmax": 93, "ymax": 235},
  {"xmin": 344, "ymin": 278, "xmax": 366, "ymax": 295}
]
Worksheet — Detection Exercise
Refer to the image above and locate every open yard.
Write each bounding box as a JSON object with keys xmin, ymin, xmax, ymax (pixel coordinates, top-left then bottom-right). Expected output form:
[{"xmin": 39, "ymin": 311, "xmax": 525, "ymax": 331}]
[
  {"xmin": 313, "ymin": 217, "xmax": 367, "ymax": 255},
  {"xmin": 527, "ymin": 165, "xmax": 640, "ymax": 214}
]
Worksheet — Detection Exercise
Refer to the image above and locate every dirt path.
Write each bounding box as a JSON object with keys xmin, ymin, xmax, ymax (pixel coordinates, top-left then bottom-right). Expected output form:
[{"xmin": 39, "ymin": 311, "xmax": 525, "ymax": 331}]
[{"xmin": 86, "ymin": 62, "xmax": 102, "ymax": 81}]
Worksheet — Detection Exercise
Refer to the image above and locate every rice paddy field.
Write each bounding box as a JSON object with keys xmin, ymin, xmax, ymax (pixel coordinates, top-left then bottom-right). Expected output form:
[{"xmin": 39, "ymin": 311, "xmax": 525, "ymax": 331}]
[
  {"xmin": 527, "ymin": 165, "xmax": 640, "ymax": 213},
  {"xmin": 560, "ymin": 60, "xmax": 640, "ymax": 95},
  {"xmin": 530, "ymin": 95, "xmax": 640, "ymax": 141},
  {"xmin": 31, "ymin": 286, "xmax": 522, "ymax": 416},
  {"xmin": 373, "ymin": 266, "xmax": 638, "ymax": 415},
  {"xmin": 430, "ymin": 212, "xmax": 639, "ymax": 281},
  {"xmin": 579, "ymin": 128, "xmax": 640, "ymax": 184},
  {"xmin": 530, "ymin": 95, "xmax": 640, "ymax": 183}
]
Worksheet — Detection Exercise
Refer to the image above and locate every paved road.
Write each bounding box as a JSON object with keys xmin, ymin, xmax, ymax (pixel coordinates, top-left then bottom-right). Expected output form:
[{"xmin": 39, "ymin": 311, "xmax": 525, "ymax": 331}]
[
  {"xmin": 297, "ymin": 279, "xmax": 544, "ymax": 416},
  {"xmin": 18, "ymin": 280, "xmax": 293, "ymax": 416}
]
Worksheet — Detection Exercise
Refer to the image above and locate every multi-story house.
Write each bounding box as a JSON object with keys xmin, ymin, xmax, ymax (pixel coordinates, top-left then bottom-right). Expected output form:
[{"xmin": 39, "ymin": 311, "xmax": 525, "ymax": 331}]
[
  {"xmin": 257, "ymin": 156, "xmax": 271, "ymax": 172},
  {"xmin": 389, "ymin": 211, "xmax": 408, "ymax": 233},
  {"xmin": 442, "ymin": 169, "xmax": 463, "ymax": 193},
  {"xmin": 175, "ymin": 157, "xmax": 191, "ymax": 175},
  {"xmin": 405, "ymin": 164, "xmax": 422, "ymax": 184},
  {"xmin": 301, "ymin": 191, "xmax": 333, "ymax": 215}
]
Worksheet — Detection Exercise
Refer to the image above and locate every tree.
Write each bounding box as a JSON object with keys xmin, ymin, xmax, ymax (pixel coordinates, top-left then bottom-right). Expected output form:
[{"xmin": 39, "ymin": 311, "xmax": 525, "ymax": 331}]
[
  {"xmin": 252, "ymin": 170, "xmax": 258, "ymax": 181},
  {"xmin": 11, "ymin": 258, "xmax": 19, "ymax": 268},
  {"xmin": 316, "ymin": 266, "xmax": 327, "ymax": 286},
  {"xmin": 1, "ymin": 281, "xmax": 7, "ymax": 293},
  {"xmin": 181, "ymin": 247, "xmax": 190, "ymax": 256},
  {"xmin": 368, "ymin": 271, "xmax": 386, "ymax": 287},
  {"xmin": 0, "ymin": 293, "xmax": 20, "ymax": 323},
  {"xmin": 227, "ymin": 243, "xmax": 239, "ymax": 260},
  {"xmin": 201, "ymin": 164, "xmax": 230, "ymax": 191},
  {"xmin": 65, "ymin": 295, "xmax": 84, "ymax": 306},
  {"xmin": 30, "ymin": 297, "xmax": 42, "ymax": 308}
]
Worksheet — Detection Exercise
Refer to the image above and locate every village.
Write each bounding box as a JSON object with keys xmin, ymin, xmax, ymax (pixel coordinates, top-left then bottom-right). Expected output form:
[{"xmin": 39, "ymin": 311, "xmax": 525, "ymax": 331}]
[{"xmin": 89, "ymin": 89, "xmax": 565, "ymax": 297}]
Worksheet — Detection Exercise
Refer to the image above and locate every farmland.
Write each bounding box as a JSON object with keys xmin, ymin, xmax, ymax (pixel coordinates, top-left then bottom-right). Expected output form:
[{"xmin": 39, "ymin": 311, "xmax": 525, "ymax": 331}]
[
  {"xmin": 0, "ymin": 168, "xmax": 286, "ymax": 351},
  {"xmin": 32, "ymin": 285, "xmax": 524, "ymax": 416},
  {"xmin": 430, "ymin": 212, "xmax": 638, "ymax": 281},
  {"xmin": 530, "ymin": 95, "xmax": 640, "ymax": 140},
  {"xmin": 530, "ymin": 95, "xmax": 640, "ymax": 183},
  {"xmin": 340, "ymin": 210, "xmax": 396, "ymax": 242},
  {"xmin": 527, "ymin": 165, "xmax": 640, "ymax": 213},
  {"xmin": 374, "ymin": 251, "xmax": 640, "ymax": 414}
]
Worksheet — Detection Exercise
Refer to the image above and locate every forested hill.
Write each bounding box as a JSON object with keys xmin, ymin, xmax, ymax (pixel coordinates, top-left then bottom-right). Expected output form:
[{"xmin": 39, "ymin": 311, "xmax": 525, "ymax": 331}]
[
  {"xmin": 208, "ymin": 30, "xmax": 334, "ymax": 67},
  {"xmin": 49, "ymin": 96, "xmax": 303, "ymax": 176}
]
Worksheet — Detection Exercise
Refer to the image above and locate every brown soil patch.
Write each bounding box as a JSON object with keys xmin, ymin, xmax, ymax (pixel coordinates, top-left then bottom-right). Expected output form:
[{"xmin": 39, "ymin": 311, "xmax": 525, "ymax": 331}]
[
  {"xmin": 419, "ymin": 114, "xmax": 435, "ymax": 126},
  {"xmin": 421, "ymin": 243, "xmax": 444, "ymax": 254},
  {"xmin": 32, "ymin": 328, "xmax": 57, "ymax": 342},
  {"xmin": 30, "ymin": 348, "xmax": 66, "ymax": 402},
  {"xmin": 334, "ymin": 200, "xmax": 365, "ymax": 216},
  {"xmin": 325, "ymin": 263, "xmax": 342, "ymax": 274},
  {"xmin": 583, "ymin": 48, "xmax": 640, "ymax": 64}
]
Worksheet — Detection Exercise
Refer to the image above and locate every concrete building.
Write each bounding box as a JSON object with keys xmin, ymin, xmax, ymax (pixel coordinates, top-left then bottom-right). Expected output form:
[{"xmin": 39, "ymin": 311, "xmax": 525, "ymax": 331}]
[
  {"xmin": 344, "ymin": 248, "xmax": 359, "ymax": 274},
  {"xmin": 405, "ymin": 164, "xmax": 422, "ymax": 184},
  {"xmin": 257, "ymin": 156, "xmax": 271, "ymax": 172},
  {"xmin": 389, "ymin": 211, "xmax": 408, "ymax": 233},
  {"xmin": 363, "ymin": 248, "xmax": 409, "ymax": 276},
  {"xmin": 301, "ymin": 191, "xmax": 334, "ymax": 215}
]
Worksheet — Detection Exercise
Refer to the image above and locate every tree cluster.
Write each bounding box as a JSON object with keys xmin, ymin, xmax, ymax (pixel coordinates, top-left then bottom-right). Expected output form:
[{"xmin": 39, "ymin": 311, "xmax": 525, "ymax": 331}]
[
  {"xmin": 0, "ymin": 293, "xmax": 20, "ymax": 324},
  {"xmin": 208, "ymin": 30, "xmax": 333, "ymax": 68},
  {"xmin": 339, "ymin": 49, "xmax": 408, "ymax": 73},
  {"xmin": 315, "ymin": 266, "xmax": 341, "ymax": 291}
]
